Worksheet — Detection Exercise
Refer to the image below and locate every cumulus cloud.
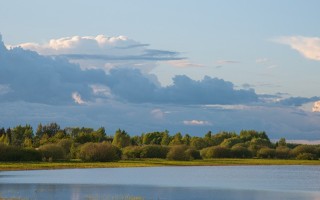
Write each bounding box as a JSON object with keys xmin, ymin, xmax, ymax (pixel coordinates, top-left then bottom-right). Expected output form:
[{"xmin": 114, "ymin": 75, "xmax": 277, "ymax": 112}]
[
  {"xmin": 0, "ymin": 38, "xmax": 107, "ymax": 104},
  {"xmin": 274, "ymin": 36, "xmax": 320, "ymax": 61},
  {"xmin": 11, "ymin": 35, "xmax": 183, "ymax": 72},
  {"xmin": 0, "ymin": 36, "xmax": 259, "ymax": 106},
  {"xmin": 183, "ymin": 120, "xmax": 211, "ymax": 126},
  {"xmin": 105, "ymin": 68, "xmax": 258, "ymax": 104},
  {"xmin": 313, "ymin": 101, "xmax": 320, "ymax": 112}
]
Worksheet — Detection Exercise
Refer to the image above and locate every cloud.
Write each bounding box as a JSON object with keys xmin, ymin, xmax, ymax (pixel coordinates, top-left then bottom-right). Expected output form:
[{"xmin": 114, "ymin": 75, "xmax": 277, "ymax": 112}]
[
  {"xmin": 105, "ymin": 68, "xmax": 259, "ymax": 105},
  {"xmin": 0, "ymin": 38, "xmax": 107, "ymax": 104},
  {"xmin": 274, "ymin": 36, "xmax": 320, "ymax": 61},
  {"xmin": 72, "ymin": 92, "xmax": 87, "ymax": 105},
  {"xmin": 216, "ymin": 60, "xmax": 240, "ymax": 65},
  {"xmin": 183, "ymin": 120, "xmax": 211, "ymax": 126},
  {"xmin": 10, "ymin": 35, "xmax": 183, "ymax": 72},
  {"xmin": 277, "ymin": 96, "xmax": 320, "ymax": 107},
  {"xmin": 312, "ymin": 101, "xmax": 320, "ymax": 112},
  {"xmin": 166, "ymin": 59, "xmax": 204, "ymax": 67},
  {"xmin": 256, "ymin": 58, "xmax": 269, "ymax": 63},
  {"xmin": 151, "ymin": 109, "xmax": 165, "ymax": 119}
]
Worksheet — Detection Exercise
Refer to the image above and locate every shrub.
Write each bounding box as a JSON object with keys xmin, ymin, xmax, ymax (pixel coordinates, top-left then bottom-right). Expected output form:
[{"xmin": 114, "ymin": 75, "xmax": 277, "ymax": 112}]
[
  {"xmin": 257, "ymin": 147, "xmax": 276, "ymax": 158},
  {"xmin": 167, "ymin": 145, "xmax": 190, "ymax": 161},
  {"xmin": 185, "ymin": 148, "xmax": 201, "ymax": 160},
  {"xmin": 275, "ymin": 147, "xmax": 291, "ymax": 159},
  {"xmin": 231, "ymin": 146, "xmax": 252, "ymax": 158},
  {"xmin": 38, "ymin": 144, "xmax": 66, "ymax": 161},
  {"xmin": 291, "ymin": 145, "xmax": 318, "ymax": 158},
  {"xmin": 296, "ymin": 153, "xmax": 318, "ymax": 160},
  {"xmin": 0, "ymin": 144, "xmax": 41, "ymax": 161},
  {"xmin": 57, "ymin": 138, "xmax": 73, "ymax": 157},
  {"xmin": 140, "ymin": 145, "xmax": 169, "ymax": 159},
  {"xmin": 79, "ymin": 142, "xmax": 120, "ymax": 162},
  {"xmin": 200, "ymin": 146, "xmax": 231, "ymax": 159},
  {"xmin": 122, "ymin": 146, "xmax": 142, "ymax": 159}
]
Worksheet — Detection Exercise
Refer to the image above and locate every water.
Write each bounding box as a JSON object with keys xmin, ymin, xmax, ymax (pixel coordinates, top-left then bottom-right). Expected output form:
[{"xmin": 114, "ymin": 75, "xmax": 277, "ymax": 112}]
[{"xmin": 1, "ymin": 166, "xmax": 320, "ymax": 199}]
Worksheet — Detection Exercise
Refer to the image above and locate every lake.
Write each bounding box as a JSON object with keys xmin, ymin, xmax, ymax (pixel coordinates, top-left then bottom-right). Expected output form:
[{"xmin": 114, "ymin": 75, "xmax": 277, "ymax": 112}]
[{"xmin": 0, "ymin": 165, "xmax": 320, "ymax": 199}]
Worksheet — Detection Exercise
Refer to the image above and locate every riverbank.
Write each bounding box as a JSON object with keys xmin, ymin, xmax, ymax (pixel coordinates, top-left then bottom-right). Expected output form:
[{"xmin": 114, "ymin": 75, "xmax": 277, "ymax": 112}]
[{"xmin": 0, "ymin": 159, "xmax": 320, "ymax": 171}]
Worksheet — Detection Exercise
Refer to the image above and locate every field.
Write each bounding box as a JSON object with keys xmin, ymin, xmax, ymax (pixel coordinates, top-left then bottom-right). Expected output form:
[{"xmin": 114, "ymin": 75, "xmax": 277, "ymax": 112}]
[{"xmin": 0, "ymin": 159, "xmax": 320, "ymax": 171}]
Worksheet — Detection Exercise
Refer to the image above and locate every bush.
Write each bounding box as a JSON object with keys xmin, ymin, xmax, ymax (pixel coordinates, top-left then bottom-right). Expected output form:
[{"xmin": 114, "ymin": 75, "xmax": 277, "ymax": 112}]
[
  {"xmin": 291, "ymin": 145, "xmax": 318, "ymax": 158},
  {"xmin": 231, "ymin": 146, "xmax": 252, "ymax": 158},
  {"xmin": 79, "ymin": 142, "xmax": 120, "ymax": 162},
  {"xmin": 57, "ymin": 138, "xmax": 73, "ymax": 157},
  {"xmin": 122, "ymin": 146, "xmax": 142, "ymax": 159},
  {"xmin": 38, "ymin": 144, "xmax": 66, "ymax": 161},
  {"xmin": 296, "ymin": 153, "xmax": 318, "ymax": 160},
  {"xmin": 167, "ymin": 145, "xmax": 190, "ymax": 161},
  {"xmin": 257, "ymin": 147, "xmax": 276, "ymax": 158},
  {"xmin": 200, "ymin": 146, "xmax": 231, "ymax": 158},
  {"xmin": 275, "ymin": 147, "xmax": 291, "ymax": 159},
  {"xmin": 0, "ymin": 144, "xmax": 41, "ymax": 161},
  {"xmin": 185, "ymin": 148, "xmax": 201, "ymax": 160},
  {"xmin": 140, "ymin": 145, "xmax": 169, "ymax": 159}
]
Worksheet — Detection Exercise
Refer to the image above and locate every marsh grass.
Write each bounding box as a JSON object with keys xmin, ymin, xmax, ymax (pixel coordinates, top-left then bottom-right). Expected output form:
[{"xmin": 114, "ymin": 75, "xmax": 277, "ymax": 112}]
[{"xmin": 0, "ymin": 158, "xmax": 319, "ymax": 171}]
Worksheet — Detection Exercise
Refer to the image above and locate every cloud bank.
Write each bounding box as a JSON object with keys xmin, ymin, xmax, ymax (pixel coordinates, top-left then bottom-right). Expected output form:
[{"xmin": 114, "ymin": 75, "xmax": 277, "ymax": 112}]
[{"xmin": 1, "ymin": 37, "xmax": 259, "ymax": 105}]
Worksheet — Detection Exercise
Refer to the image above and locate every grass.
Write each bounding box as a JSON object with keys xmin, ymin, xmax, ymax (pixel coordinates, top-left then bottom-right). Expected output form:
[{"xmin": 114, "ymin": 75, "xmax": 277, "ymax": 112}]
[{"xmin": 0, "ymin": 158, "xmax": 320, "ymax": 171}]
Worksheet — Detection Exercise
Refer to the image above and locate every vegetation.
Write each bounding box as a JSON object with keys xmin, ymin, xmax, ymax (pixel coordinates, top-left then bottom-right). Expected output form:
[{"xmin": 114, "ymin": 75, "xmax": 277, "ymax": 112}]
[{"xmin": 0, "ymin": 123, "xmax": 320, "ymax": 166}]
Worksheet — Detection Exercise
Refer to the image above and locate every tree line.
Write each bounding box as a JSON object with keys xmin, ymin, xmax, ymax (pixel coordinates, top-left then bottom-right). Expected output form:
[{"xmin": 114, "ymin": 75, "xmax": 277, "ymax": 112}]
[{"xmin": 0, "ymin": 122, "xmax": 319, "ymax": 162}]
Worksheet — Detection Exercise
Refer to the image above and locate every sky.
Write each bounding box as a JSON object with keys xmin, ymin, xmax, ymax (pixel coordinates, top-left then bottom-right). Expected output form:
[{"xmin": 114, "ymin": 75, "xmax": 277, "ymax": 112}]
[{"xmin": 1, "ymin": 1, "xmax": 320, "ymax": 140}]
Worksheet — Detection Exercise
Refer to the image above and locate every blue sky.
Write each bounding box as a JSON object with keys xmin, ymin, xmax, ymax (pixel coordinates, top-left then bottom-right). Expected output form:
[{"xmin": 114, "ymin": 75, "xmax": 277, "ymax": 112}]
[{"xmin": 1, "ymin": 1, "xmax": 320, "ymax": 140}]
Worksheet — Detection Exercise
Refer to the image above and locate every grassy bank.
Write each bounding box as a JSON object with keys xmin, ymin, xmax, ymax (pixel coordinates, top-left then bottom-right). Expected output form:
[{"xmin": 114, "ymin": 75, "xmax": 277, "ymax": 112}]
[{"xmin": 0, "ymin": 159, "xmax": 320, "ymax": 171}]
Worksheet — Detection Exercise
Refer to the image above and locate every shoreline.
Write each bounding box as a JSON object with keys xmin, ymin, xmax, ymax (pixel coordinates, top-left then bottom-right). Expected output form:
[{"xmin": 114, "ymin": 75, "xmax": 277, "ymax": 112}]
[{"xmin": 1, "ymin": 159, "xmax": 320, "ymax": 171}]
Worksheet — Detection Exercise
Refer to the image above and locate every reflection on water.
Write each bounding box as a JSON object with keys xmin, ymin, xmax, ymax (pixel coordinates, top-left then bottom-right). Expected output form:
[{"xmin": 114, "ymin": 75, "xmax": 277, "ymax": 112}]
[
  {"xmin": 1, "ymin": 183, "xmax": 318, "ymax": 200},
  {"xmin": 0, "ymin": 166, "xmax": 320, "ymax": 200}
]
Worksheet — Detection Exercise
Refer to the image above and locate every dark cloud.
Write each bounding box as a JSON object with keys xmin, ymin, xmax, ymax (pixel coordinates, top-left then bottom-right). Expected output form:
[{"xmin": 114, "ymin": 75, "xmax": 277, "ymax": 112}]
[
  {"xmin": 0, "ymin": 41, "xmax": 106, "ymax": 104},
  {"xmin": 106, "ymin": 68, "xmax": 258, "ymax": 105},
  {"xmin": 277, "ymin": 96, "xmax": 320, "ymax": 106},
  {"xmin": 0, "ymin": 38, "xmax": 258, "ymax": 106}
]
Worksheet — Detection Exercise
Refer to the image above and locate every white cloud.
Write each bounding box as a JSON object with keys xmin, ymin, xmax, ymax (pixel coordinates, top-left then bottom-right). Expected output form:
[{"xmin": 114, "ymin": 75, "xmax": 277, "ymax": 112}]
[
  {"xmin": 10, "ymin": 35, "xmax": 182, "ymax": 72},
  {"xmin": 183, "ymin": 120, "xmax": 211, "ymax": 126},
  {"xmin": 312, "ymin": 101, "xmax": 320, "ymax": 112},
  {"xmin": 151, "ymin": 109, "xmax": 165, "ymax": 119},
  {"xmin": 274, "ymin": 36, "xmax": 320, "ymax": 61},
  {"xmin": 166, "ymin": 59, "xmax": 204, "ymax": 67},
  {"xmin": 72, "ymin": 92, "xmax": 86, "ymax": 105}
]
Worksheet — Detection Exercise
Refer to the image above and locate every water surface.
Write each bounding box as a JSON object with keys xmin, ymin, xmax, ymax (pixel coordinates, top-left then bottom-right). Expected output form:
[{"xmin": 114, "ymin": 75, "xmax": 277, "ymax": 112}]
[{"xmin": 1, "ymin": 166, "xmax": 320, "ymax": 199}]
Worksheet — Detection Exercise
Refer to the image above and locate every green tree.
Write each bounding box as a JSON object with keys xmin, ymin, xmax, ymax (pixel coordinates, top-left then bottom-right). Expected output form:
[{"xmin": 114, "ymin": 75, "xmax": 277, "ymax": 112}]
[
  {"xmin": 169, "ymin": 132, "xmax": 183, "ymax": 145},
  {"xmin": 112, "ymin": 129, "xmax": 130, "ymax": 148},
  {"xmin": 161, "ymin": 131, "xmax": 171, "ymax": 146}
]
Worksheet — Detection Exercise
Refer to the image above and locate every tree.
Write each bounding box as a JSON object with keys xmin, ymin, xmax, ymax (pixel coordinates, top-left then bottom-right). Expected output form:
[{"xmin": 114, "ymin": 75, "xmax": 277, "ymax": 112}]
[
  {"xmin": 11, "ymin": 125, "xmax": 33, "ymax": 147},
  {"xmin": 182, "ymin": 134, "xmax": 191, "ymax": 145},
  {"xmin": 161, "ymin": 131, "xmax": 171, "ymax": 146},
  {"xmin": 190, "ymin": 137, "xmax": 207, "ymax": 150},
  {"xmin": 112, "ymin": 129, "xmax": 130, "ymax": 148},
  {"xmin": 169, "ymin": 132, "xmax": 183, "ymax": 145}
]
